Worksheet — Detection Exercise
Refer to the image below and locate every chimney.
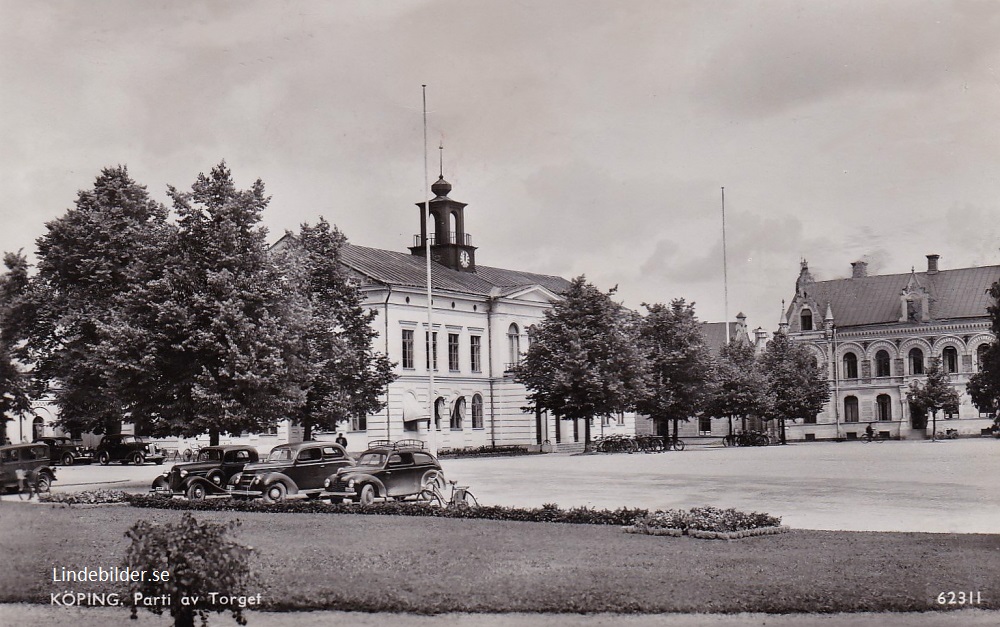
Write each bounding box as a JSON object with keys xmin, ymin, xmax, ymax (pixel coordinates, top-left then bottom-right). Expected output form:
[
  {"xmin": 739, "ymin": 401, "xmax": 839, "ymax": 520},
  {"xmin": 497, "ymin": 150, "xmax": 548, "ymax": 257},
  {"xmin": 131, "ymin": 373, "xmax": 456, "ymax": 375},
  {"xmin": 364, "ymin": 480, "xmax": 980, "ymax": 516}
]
[
  {"xmin": 851, "ymin": 261, "xmax": 868, "ymax": 278},
  {"xmin": 926, "ymin": 254, "xmax": 940, "ymax": 274}
]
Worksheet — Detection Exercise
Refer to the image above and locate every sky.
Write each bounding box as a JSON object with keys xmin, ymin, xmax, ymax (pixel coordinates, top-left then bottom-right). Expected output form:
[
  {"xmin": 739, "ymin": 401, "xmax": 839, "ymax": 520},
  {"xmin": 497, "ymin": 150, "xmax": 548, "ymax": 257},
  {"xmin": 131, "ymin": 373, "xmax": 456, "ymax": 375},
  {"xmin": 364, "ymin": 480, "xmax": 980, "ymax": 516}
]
[{"xmin": 2, "ymin": 0, "xmax": 999, "ymax": 332}]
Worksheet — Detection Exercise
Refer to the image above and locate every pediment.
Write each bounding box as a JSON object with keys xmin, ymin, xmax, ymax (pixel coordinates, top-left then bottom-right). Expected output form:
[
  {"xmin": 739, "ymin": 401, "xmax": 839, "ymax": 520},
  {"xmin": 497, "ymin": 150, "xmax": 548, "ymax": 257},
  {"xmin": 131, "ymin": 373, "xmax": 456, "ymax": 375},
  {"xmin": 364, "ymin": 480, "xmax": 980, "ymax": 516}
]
[{"xmin": 501, "ymin": 284, "xmax": 563, "ymax": 304}]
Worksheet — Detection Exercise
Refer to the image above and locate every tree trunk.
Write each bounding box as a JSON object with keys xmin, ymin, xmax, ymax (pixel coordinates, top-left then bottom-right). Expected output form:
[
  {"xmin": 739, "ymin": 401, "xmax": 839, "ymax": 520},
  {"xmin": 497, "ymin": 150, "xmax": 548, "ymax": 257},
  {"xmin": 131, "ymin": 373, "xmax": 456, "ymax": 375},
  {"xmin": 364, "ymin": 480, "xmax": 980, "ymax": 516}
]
[
  {"xmin": 931, "ymin": 410, "xmax": 937, "ymax": 441},
  {"xmin": 779, "ymin": 418, "xmax": 787, "ymax": 445},
  {"xmin": 572, "ymin": 417, "xmax": 579, "ymax": 442},
  {"xmin": 555, "ymin": 415, "xmax": 561, "ymax": 443},
  {"xmin": 303, "ymin": 420, "xmax": 313, "ymax": 441},
  {"xmin": 672, "ymin": 418, "xmax": 679, "ymax": 443},
  {"xmin": 728, "ymin": 416, "xmax": 733, "ymax": 436},
  {"xmin": 209, "ymin": 427, "xmax": 220, "ymax": 447},
  {"xmin": 584, "ymin": 415, "xmax": 591, "ymax": 447},
  {"xmin": 741, "ymin": 415, "xmax": 747, "ymax": 432}
]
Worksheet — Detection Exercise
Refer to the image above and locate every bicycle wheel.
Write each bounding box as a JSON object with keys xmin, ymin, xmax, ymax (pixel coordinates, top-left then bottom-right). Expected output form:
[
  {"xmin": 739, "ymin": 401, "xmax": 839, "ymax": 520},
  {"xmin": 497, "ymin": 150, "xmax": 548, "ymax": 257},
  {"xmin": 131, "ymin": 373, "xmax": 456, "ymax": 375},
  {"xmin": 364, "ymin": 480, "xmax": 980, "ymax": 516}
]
[
  {"xmin": 673, "ymin": 439, "xmax": 686, "ymax": 452},
  {"xmin": 458, "ymin": 489, "xmax": 479, "ymax": 509},
  {"xmin": 420, "ymin": 487, "xmax": 444, "ymax": 508}
]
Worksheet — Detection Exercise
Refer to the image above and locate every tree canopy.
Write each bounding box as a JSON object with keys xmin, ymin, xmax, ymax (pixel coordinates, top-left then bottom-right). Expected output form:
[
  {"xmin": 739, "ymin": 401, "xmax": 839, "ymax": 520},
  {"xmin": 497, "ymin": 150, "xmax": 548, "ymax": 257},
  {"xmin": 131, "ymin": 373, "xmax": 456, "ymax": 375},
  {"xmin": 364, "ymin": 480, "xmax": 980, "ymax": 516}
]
[
  {"xmin": 635, "ymin": 299, "xmax": 714, "ymax": 440},
  {"xmin": 704, "ymin": 339, "xmax": 773, "ymax": 434},
  {"xmin": 967, "ymin": 280, "xmax": 1000, "ymax": 427},
  {"xmin": 909, "ymin": 357, "xmax": 961, "ymax": 441},
  {"xmin": 760, "ymin": 331, "xmax": 830, "ymax": 443},
  {"xmin": 515, "ymin": 276, "xmax": 648, "ymax": 446}
]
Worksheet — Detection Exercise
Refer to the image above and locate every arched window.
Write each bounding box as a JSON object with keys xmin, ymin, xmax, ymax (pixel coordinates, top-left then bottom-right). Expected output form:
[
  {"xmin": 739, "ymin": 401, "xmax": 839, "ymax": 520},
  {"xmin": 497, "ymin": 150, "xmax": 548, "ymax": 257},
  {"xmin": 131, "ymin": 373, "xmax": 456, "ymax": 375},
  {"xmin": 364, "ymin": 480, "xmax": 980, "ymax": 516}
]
[
  {"xmin": 876, "ymin": 394, "xmax": 892, "ymax": 421},
  {"xmin": 844, "ymin": 396, "xmax": 859, "ymax": 423},
  {"xmin": 875, "ymin": 350, "xmax": 891, "ymax": 377},
  {"xmin": 978, "ymin": 344, "xmax": 990, "ymax": 372},
  {"xmin": 32, "ymin": 416, "xmax": 44, "ymax": 440},
  {"xmin": 908, "ymin": 348, "xmax": 924, "ymax": 375},
  {"xmin": 507, "ymin": 323, "xmax": 521, "ymax": 369},
  {"xmin": 471, "ymin": 394, "xmax": 484, "ymax": 429},
  {"xmin": 800, "ymin": 309, "xmax": 813, "ymax": 331},
  {"xmin": 450, "ymin": 397, "xmax": 465, "ymax": 430},
  {"xmin": 843, "ymin": 352, "xmax": 858, "ymax": 379},
  {"xmin": 942, "ymin": 346, "xmax": 958, "ymax": 374},
  {"xmin": 449, "ymin": 211, "xmax": 458, "ymax": 244},
  {"xmin": 434, "ymin": 397, "xmax": 446, "ymax": 431}
]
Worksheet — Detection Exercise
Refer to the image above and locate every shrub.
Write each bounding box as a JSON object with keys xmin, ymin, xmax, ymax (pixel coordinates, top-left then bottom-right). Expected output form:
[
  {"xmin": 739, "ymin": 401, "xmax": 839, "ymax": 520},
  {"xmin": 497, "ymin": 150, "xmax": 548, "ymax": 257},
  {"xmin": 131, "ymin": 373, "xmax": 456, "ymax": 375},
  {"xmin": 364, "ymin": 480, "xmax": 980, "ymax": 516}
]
[
  {"xmin": 124, "ymin": 513, "xmax": 256, "ymax": 627},
  {"xmin": 38, "ymin": 489, "xmax": 129, "ymax": 505},
  {"xmin": 627, "ymin": 506, "xmax": 786, "ymax": 539},
  {"xmin": 436, "ymin": 444, "xmax": 535, "ymax": 459}
]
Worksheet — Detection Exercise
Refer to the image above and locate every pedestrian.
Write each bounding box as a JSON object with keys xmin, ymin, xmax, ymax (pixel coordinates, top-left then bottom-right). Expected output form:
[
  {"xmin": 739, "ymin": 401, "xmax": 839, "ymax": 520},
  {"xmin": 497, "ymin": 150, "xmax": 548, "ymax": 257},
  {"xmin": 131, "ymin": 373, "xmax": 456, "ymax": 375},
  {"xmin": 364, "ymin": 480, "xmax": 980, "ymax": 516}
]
[
  {"xmin": 865, "ymin": 423, "xmax": 874, "ymax": 442},
  {"xmin": 336, "ymin": 433, "xmax": 348, "ymax": 448}
]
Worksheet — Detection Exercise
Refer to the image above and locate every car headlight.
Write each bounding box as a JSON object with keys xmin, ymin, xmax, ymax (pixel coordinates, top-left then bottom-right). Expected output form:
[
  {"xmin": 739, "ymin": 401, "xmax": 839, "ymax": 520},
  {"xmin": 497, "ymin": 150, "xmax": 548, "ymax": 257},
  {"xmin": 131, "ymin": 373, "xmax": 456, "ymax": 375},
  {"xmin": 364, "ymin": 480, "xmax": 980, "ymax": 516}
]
[
  {"xmin": 230, "ymin": 473, "xmax": 242, "ymax": 485},
  {"xmin": 347, "ymin": 479, "xmax": 355, "ymax": 489},
  {"xmin": 179, "ymin": 469, "xmax": 188, "ymax": 478},
  {"xmin": 324, "ymin": 478, "xmax": 331, "ymax": 488}
]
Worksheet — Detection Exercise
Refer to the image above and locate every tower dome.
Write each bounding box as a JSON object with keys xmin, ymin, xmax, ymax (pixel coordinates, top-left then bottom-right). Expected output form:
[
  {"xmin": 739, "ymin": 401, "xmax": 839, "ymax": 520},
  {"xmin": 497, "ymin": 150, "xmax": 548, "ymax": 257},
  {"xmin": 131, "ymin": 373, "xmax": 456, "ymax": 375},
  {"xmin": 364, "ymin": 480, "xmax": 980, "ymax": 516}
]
[{"xmin": 431, "ymin": 175, "xmax": 452, "ymax": 198}]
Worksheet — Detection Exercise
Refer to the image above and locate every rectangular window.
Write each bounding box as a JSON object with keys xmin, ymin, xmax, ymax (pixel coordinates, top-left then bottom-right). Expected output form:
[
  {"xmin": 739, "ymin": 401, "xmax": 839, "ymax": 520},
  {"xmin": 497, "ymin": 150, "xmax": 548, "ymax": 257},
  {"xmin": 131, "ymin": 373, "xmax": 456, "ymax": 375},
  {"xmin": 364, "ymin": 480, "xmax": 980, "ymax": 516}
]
[
  {"xmin": 351, "ymin": 414, "xmax": 367, "ymax": 431},
  {"xmin": 448, "ymin": 333, "xmax": 460, "ymax": 371},
  {"xmin": 470, "ymin": 335, "xmax": 482, "ymax": 372},
  {"xmin": 425, "ymin": 331, "xmax": 438, "ymax": 371},
  {"xmin": 698, "ymin": 416, "xmax": 712, "ymax": 435},
  {"xmin": 401, "ymin": 330, "xmax": 414, "ymax": 369}
]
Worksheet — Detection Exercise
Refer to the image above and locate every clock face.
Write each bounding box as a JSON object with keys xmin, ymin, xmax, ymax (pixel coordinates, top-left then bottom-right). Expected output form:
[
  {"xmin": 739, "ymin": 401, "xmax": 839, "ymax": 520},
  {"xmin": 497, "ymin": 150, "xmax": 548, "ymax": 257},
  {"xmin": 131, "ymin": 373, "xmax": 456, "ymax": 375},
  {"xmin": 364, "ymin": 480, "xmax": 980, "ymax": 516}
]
[{"xmin": 459, "ymin": 250, "xmax": 470, "ymax": 268}]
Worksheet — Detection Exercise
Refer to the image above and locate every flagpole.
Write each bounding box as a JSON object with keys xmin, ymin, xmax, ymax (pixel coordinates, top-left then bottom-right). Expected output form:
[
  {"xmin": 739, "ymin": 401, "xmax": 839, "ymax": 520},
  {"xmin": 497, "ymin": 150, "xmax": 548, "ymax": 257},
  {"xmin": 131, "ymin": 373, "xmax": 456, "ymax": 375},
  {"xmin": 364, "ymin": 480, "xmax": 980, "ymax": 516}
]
[
  {"xmin": 722, "ymin": 186, "xmax": 730, "ymax": 345},
  {"xmin": 423, "ymin": 85, "xmax": 437, "ymax": 456}
]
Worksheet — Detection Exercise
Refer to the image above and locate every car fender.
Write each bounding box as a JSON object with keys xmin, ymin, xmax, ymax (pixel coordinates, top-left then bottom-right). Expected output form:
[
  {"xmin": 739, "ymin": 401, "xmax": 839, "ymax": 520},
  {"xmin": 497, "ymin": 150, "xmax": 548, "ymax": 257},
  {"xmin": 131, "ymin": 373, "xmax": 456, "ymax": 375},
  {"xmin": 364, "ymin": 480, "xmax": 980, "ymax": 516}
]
[
  {"xmin": 335, "ymin": 472, "xmax": 387, "ymax": 497},
  {"xmin": 182, "ymin": 475, "xmax": 229, "ymax": 496},
  {"xmin": 257, "ymin": 472, "xmax": 300, "ymax": 496}
]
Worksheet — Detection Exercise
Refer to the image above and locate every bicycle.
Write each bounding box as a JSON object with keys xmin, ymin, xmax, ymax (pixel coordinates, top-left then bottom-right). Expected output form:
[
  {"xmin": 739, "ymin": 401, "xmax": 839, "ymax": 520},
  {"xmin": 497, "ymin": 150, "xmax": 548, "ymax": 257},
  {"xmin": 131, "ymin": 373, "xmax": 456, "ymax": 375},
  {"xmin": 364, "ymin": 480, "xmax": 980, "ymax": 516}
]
[
  {"xmin": 664, "ymin": 437, "xmax": 686, "ymax": 452},
  {"xmin": 420, "ymin": 479, "xmax": 479, "ymax": 509},
  {"xmin": 182, "ymin": 444, "xmax": 203, "ymax": 462},
  {"xmin": 861, "ymin": 432, "xmax": 884, "ymax": 443}
]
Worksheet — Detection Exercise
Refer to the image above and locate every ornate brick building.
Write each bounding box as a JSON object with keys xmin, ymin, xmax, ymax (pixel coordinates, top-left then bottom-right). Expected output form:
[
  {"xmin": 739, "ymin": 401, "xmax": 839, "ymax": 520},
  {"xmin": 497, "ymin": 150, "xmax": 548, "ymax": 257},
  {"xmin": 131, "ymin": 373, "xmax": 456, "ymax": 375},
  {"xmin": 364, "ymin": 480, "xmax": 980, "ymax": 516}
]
[{"xmin": 782, "ymin": 255, "xmax": 998, "ymax": 441}]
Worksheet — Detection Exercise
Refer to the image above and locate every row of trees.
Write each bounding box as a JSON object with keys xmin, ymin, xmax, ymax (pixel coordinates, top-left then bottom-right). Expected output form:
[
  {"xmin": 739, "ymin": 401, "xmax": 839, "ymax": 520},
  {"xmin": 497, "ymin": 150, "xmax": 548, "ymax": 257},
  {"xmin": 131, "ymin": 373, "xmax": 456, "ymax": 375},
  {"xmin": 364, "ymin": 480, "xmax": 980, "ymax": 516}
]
[
  {"xmin": 0, "ymin": 164, "xmax": 394, "ymax": 444},
  {"xmin": 515, "ymin": 278, "xmax": 831, "ymax": 446}
]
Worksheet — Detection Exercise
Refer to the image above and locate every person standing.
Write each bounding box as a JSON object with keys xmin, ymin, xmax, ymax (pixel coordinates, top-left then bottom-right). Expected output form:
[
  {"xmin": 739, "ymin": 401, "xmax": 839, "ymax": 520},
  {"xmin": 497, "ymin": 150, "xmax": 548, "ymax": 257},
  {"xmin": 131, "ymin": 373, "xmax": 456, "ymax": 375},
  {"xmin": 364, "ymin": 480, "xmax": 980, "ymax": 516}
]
[{"xmin": 335, "ymin": 433, "xmax": 348, "ymax": 448}]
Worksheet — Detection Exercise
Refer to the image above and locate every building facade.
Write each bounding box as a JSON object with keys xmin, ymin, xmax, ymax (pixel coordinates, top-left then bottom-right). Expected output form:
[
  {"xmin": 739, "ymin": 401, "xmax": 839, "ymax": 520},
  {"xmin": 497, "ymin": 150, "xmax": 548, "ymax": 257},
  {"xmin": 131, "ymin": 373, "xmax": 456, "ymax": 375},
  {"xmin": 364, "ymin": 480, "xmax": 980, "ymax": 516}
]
[{"xmin": 782, "ymin": 255, "xmax": 998, "ymax": 441}]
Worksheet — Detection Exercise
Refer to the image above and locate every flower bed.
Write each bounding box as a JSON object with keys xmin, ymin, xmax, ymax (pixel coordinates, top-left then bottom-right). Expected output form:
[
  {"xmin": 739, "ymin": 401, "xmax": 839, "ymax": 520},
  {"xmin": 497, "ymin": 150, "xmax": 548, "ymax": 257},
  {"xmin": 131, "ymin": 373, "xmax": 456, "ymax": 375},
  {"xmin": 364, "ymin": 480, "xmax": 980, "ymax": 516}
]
[
  {"xmin": 436, "ymin": 444, "xmax": 537, "ymax": 459},
  {"xmin": 625, "ymin": 506, "xmax": 788, "ymax": 540}
]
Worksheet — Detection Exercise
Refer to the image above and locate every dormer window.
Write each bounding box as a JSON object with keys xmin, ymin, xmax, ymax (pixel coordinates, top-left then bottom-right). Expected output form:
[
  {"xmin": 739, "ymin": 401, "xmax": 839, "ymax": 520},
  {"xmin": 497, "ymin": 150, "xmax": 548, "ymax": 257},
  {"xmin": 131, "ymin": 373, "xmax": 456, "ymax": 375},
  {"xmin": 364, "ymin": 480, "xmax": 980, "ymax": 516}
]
[{"xmin": 800, "ymin": 308, "xmax": 813, "ymax": 331}]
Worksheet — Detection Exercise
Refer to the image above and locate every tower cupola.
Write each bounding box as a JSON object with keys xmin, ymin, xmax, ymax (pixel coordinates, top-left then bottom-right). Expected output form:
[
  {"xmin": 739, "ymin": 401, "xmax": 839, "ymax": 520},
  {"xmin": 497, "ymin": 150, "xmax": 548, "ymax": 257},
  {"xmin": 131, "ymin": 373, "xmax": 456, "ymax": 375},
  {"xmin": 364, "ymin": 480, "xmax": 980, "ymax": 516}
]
[{"xmin": 410, "ymin": 147, "xmax": 478, "ymax": 272}]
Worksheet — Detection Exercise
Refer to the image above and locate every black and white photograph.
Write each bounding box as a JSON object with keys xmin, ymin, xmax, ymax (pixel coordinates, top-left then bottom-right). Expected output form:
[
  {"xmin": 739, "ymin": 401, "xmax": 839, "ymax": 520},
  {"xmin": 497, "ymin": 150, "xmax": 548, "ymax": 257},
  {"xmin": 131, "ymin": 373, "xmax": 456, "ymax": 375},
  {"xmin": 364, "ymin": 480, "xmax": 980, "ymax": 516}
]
[{"xmin": 1, "ymin": 1, "xmax": 998, "ymax": 626}]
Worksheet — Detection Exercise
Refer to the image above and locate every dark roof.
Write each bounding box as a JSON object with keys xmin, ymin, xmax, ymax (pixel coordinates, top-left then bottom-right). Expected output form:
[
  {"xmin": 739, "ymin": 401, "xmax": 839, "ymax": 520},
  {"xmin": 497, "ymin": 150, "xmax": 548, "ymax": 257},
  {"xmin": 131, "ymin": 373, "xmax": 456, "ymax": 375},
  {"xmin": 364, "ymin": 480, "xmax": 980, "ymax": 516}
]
[
  {"xmin": 699, "ymin": 321, "xmax": 750, "ymax": 357},
  {"xmin": 340, "ymin": 243, "xmax": 572, "ymax": 297},
  {"xmin": 795, "ymin": 266, "xmax": 1000, "ymax": 328}
]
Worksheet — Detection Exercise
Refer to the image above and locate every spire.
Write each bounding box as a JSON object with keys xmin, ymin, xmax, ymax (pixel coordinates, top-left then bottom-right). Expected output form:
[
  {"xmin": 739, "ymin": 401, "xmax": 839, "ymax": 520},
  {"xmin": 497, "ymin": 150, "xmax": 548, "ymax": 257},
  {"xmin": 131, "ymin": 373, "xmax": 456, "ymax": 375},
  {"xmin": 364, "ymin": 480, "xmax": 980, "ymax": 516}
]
[
  {"xmin": 825, "ymin": 304, "xmax": 834, "ymax": 321},
  {"xmin": 779, "ymin": 299, "xmax": 789, "ymax": 332}
]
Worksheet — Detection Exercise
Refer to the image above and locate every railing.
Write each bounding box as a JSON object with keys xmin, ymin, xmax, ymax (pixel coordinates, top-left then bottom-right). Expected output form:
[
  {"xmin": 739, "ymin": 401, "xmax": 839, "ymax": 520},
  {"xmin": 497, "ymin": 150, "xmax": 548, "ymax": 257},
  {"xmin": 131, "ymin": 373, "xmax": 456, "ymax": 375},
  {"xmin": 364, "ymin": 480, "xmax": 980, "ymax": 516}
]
[{"xmin": 413, "ymin": 232, "xmax": 473, "ymax": 247}]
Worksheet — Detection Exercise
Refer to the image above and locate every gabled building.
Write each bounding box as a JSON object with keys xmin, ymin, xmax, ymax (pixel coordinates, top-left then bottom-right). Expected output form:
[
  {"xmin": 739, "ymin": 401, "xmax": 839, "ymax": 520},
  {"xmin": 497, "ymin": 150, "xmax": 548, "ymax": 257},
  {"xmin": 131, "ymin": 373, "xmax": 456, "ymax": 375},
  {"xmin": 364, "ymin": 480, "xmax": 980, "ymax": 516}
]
[
  {"xmin": 782, "ymin": 255, "xmax": 998, "ymax": 441},
  {"xmin": 327, "ymin": 174, "xmax": 636, "ymax": 450}
]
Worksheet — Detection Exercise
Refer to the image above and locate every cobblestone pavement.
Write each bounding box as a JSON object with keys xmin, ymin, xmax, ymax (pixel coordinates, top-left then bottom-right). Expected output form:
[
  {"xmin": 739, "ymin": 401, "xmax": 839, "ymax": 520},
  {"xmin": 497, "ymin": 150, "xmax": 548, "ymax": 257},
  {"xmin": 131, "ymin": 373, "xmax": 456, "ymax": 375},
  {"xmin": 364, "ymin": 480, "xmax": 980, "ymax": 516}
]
[{"xmin": 48, "ymin": 438, "xmax": 1000, "ymax": 533}]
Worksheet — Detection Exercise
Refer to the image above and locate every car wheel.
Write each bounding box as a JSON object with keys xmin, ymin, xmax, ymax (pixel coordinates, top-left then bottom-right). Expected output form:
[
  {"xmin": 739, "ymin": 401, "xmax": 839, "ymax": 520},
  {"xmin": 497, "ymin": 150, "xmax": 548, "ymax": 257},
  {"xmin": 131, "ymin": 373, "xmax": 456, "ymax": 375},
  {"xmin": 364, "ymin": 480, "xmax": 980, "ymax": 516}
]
[
  {"xmin": 98, "ymin": 451, "xmax": 110, "ymax": 466},
  {"xmin": 206, "ymin": 471, "xmax": 224, "ymax": 487},
  {"xmin": 186, "ymin": 483, "xmax": 207, "ymax": 501},
  {"xmin": 35, "ymin": 474, "xmax": 51, "ymax": 494},
  {"xmin": 263, "ymin": 483, "xmax": 287, "ymax": 503},
  {"xmin": 358, "ymin": 483, "xmax": 376, "ymax": 506},
  {"xmin": 155, "ymin": 459, "xmax": 164, "ymax": 465},
  {"xmin": 132, "ymin": 452, "xmax": 145, "ymax": 465},
  {"xmin": 61, "ymin": 452, "xmax": 75, "ymax": 466}
]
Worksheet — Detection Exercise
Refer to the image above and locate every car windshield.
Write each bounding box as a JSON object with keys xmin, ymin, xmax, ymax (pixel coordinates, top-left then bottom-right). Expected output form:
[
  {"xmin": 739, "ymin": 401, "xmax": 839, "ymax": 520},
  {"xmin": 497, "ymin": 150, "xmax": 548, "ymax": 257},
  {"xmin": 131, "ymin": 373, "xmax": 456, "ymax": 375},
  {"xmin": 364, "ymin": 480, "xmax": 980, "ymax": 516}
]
[
  {"xmin": 267, "ymin": 448, "xmax": 293, "ymax": 462},
  {"xmin": 357, "ymin": 452, "xmax": 387, "ymax": 467},
  {"xmin": 197, "ymin": 449, "xmax": 223, "ymax": 462}
]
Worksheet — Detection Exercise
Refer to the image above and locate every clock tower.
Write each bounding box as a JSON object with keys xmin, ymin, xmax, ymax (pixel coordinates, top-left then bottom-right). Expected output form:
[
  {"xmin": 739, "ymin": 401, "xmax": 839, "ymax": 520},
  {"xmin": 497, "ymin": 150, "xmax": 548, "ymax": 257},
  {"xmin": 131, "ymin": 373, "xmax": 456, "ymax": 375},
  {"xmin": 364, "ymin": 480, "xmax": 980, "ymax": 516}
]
[{"xmin": 409, "ymin": 173, "xmax": 477, "ymax": 272}]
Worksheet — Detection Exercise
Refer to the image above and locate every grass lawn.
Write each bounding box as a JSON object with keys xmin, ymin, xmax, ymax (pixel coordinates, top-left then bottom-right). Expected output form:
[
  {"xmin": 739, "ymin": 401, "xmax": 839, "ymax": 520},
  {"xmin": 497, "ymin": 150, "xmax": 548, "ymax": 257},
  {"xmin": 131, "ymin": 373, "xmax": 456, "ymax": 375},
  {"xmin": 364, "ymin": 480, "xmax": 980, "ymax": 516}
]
[{"xmin": 2, "ymin": 503, "xmax": 998, "ymax": 614}]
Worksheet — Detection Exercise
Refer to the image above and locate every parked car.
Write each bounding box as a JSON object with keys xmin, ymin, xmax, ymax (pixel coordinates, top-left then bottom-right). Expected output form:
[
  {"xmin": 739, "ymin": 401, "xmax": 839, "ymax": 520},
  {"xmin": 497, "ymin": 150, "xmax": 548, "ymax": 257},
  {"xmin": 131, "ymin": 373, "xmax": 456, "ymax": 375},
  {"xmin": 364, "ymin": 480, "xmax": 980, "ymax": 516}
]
[
  {"xmin": 0, "ymin": 443, "xmax": 56, "ymax": 494},
  {"xmin": 151, "ymin": 445, "xmax": 259, "ymax": 500},
  {"xmin": 33, "ymin": 436, "xmax": 95, "ymax": 466},
  {"xmin": 95, "ymin": 434, "xmax": 166, "ymax": 465},
  {"xmin": 323, "ymin": 439, "xmax": 444, "ymax": 505},
  {"xmin": 228, "ymin": 441, "xmax": 354, "ymax": 503}
]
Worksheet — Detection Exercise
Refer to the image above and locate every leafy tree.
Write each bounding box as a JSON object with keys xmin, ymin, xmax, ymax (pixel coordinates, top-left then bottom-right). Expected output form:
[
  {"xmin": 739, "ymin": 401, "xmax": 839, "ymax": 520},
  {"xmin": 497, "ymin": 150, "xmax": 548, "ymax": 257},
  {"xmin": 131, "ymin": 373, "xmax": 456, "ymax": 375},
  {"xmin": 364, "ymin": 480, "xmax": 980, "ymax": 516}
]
[
  {"xmin": 760, "ymin": 331, "xmax": 830, "ymax": 444},
  {"xmin": 277, "ymin": 219, "xmax": 395, "ymax": 439},
  {"xmin": 635, "ymin": 299, "xmax": 715, "ymax": 441},
  {"xmin": 515, "ymin": 276, "xmax": 648, "ymax": 448},
  {"xmin": 705, "ymin": 339, "xmax": 773, "ymax": 436},
  {"xmin": 908, "ymin": 357, "xmax": 961, "ymax": 442},
  {"xmin": 967, "ymin": 280, "xmax": 1000, "ymax": 428},
  {"xmin": 31, "ymin": 166, "xmax": 171, "ymax": 435},
  {"xmin": 0, "ymin": 252, "xmax": 35, "ymax": 442},
  {"xmin": 108, "ymin": 163, "xmax": 304, "ymax": 444}
]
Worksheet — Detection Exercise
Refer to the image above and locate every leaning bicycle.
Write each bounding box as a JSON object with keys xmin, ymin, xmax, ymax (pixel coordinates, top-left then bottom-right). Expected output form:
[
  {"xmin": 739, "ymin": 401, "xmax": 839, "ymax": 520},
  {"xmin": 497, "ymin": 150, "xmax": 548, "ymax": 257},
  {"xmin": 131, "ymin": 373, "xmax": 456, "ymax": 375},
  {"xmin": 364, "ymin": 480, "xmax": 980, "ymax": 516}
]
[
  {"xmin": 420, "ymin": 479, "xmax": 479, "ymax": 509},
  {"xmin": 16, "ymin": 469, "xmax": 51, "ymax": 501},
  {"xmin": 664, "ymin": 437, "xmax": 686, "ymax": 452}
]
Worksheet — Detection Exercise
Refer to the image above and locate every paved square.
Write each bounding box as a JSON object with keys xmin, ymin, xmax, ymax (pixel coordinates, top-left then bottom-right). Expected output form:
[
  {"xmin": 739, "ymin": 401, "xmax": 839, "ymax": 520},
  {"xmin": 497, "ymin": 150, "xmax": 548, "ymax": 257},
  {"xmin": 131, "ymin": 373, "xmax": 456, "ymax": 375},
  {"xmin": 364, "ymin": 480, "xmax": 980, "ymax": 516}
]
[{"xmin": 440, "ymin": 438, "xmax": 1000, "ymax": 533}]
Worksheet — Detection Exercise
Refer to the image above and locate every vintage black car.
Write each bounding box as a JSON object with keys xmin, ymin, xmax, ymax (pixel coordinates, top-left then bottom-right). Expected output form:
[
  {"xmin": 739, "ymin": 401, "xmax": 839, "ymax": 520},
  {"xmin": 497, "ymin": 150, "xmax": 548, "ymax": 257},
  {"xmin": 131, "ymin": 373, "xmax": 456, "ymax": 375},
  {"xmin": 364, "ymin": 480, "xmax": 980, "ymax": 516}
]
[
  {"xmin": 0, "ymin": 443, "xmax": 56, "ymax": 494},
  {"xmin": 151, "ymin": 445, "xmax": 259, "ymax": 500},
  {"xmin": 323, "ymin": 439, "xmax": 444, "ymax": 505},
  {"xmin": 95, "ymin": 434, "xmax": 166, "ymax": 465},
  {"xmin": 33, "ymin": 436, "xmax": 95, "ymax": 466},
  {"xmin": 228, "ymin": 441, "xmax": 354, "ymax": 503}
]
